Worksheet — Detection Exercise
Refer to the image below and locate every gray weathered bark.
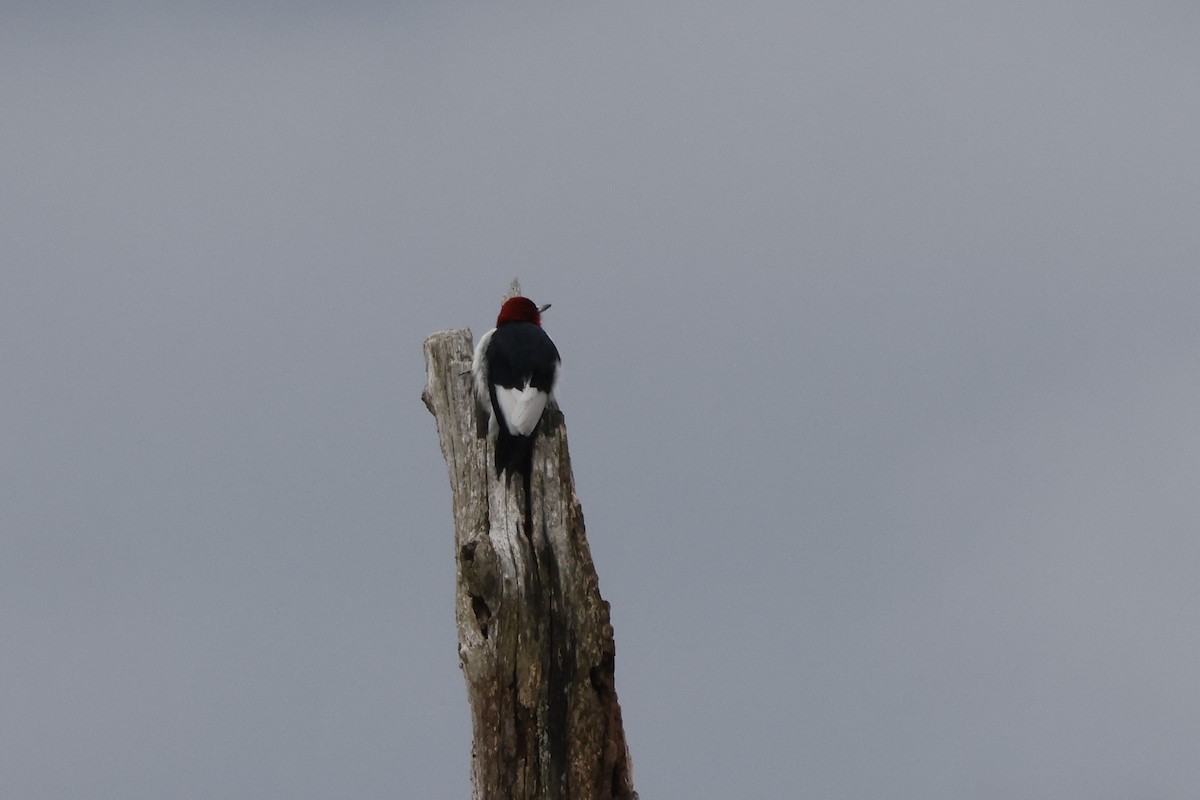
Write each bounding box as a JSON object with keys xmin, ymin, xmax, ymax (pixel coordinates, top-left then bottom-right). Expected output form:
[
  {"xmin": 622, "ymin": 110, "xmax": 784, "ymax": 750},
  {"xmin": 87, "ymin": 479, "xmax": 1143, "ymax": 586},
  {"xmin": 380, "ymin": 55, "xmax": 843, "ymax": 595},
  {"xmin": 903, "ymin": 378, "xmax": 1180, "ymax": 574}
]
[{"xmin": 422, "ymin": 328, "xmax": 636, "ymax": 800}]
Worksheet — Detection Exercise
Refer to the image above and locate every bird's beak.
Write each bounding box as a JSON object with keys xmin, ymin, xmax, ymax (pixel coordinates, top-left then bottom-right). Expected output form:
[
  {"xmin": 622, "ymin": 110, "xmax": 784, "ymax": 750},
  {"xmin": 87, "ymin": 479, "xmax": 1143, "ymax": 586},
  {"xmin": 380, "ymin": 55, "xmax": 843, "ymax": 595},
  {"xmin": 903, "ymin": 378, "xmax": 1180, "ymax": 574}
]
[{"xmin": 537, "ymin": 303, "xmax": 552, "ymax": 313}]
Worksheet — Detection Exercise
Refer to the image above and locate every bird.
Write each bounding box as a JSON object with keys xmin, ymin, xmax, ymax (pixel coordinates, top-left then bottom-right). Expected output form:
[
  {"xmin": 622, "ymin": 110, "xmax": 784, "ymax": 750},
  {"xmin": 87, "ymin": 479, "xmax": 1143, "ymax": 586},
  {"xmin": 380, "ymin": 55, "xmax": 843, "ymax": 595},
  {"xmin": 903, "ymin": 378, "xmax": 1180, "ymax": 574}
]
[{"xmin": 472, "ymin": 296, "xmax": 561, "ymax": 495}]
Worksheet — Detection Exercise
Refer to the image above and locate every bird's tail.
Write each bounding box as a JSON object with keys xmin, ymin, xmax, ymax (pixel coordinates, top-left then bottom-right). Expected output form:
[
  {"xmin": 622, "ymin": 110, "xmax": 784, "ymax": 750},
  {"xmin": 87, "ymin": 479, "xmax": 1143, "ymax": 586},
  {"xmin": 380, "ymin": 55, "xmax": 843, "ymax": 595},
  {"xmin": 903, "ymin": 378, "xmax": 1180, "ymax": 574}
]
[{"xmin": 494, "ymin": 429, "xmax": 535, "ymax": 537}]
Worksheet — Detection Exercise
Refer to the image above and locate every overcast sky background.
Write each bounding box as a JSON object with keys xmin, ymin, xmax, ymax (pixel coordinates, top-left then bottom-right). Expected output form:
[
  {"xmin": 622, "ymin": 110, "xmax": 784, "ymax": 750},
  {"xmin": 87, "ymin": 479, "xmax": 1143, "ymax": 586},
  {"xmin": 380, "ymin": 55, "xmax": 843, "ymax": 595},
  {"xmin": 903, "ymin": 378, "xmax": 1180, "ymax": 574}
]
[{"xmin": 4, "ymin": 2, "xmax": 1200, "ymax": 798}]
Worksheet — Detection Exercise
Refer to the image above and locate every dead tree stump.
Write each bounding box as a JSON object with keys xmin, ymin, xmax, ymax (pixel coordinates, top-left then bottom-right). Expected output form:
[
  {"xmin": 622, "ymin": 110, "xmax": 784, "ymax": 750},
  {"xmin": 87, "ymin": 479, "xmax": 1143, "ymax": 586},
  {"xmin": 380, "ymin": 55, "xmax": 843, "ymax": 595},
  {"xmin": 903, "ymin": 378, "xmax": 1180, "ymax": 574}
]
[{"xmin": 422, "ymin": 328, "xmax": 636, "ymax": 800}]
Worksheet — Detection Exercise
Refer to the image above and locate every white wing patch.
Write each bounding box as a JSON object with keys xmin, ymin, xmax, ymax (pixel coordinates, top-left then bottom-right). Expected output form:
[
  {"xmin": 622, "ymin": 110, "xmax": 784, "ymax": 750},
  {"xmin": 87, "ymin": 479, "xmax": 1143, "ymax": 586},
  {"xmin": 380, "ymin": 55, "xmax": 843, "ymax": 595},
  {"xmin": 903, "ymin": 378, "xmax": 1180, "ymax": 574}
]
[
  {"xmin": 495, "ymin": 383, "xmax": 550, "ymax": 436},
  {"xmin": 471, "ymin": 329, "xmax": 494, "ymax": 404},
  {"xmin": 471, "ymin": 329, "xmax": 498, "ymax": 436}
]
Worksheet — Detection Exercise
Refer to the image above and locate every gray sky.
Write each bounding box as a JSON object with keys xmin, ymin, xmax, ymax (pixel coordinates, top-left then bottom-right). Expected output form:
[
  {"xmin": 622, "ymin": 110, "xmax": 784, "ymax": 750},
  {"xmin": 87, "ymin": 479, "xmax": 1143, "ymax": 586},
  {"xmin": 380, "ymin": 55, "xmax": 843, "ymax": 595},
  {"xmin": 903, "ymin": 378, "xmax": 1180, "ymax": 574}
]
[{"xmin": 4, "ymin": 3, "xmax": 1199, "ymax": 798}]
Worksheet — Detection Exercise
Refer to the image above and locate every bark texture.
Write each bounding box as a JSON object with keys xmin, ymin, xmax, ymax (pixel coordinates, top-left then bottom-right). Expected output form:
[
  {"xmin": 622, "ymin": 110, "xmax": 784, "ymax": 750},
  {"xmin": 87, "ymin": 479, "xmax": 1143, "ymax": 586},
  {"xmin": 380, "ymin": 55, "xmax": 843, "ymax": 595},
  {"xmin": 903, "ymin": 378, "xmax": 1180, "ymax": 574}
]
[{"xmin": 422, "ymin": 328, "xmax": 636, "ymax": 800}]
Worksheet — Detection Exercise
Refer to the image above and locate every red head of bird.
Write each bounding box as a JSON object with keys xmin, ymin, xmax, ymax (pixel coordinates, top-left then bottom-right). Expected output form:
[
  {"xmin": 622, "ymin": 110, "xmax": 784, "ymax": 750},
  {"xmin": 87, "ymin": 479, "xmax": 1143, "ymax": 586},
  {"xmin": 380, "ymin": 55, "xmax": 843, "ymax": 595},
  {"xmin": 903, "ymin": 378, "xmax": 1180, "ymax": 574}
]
[{"xmin": 495, "ymin": 296, "xmax": 551, "ymax": 327}]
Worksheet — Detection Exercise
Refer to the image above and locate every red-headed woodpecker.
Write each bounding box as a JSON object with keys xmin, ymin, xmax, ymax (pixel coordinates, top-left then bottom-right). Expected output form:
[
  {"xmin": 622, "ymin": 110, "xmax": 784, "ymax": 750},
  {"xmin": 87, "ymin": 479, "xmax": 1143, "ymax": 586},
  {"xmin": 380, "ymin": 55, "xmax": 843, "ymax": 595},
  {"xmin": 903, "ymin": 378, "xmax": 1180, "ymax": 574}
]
[{"xmin": 472, "ymin": 296, "xmax": 561, "ymax": 483}]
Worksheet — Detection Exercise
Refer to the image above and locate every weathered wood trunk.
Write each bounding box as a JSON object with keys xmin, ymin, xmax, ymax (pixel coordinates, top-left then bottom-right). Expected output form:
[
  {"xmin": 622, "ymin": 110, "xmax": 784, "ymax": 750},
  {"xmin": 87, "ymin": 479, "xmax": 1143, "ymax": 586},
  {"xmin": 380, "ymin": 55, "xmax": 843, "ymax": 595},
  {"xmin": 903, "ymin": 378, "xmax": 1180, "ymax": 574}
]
[{"xmin": 422, "ymin": 328, "xmax": 636, "ymax": 800}]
